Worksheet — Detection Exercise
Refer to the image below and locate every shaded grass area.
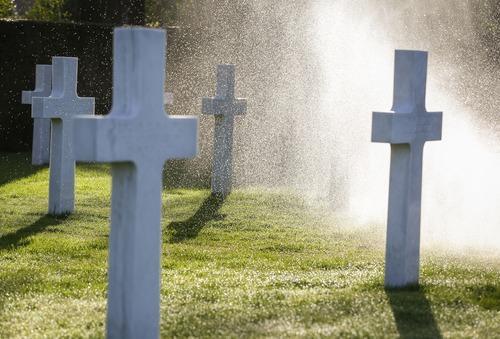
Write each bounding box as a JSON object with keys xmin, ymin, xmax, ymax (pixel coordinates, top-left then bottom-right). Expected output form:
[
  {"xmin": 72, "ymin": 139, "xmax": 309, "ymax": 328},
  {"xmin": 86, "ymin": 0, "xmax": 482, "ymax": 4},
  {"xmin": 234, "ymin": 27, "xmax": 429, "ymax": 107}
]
[
  {"xmin": 0, "ymin": 153, "xmax": 40, "ymax": 186},
  {"xmin": 0, "ymin": 153, "xmax": 499, "ymax": 338},
  {"xmin": 385, "ymin": 287, "xmax": 442, "ymax": 339}
]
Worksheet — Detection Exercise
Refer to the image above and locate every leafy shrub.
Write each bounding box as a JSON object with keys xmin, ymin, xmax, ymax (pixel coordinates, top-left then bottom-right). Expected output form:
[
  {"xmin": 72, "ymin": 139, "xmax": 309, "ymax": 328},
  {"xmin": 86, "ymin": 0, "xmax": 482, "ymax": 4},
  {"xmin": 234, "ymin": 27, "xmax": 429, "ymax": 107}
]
[
  {"xmin": 25, "ymin": 0, "xmax": 70, "ymax": 22},
  {"xmin": 0, "ymin": 0, "xmax": 15, "ymax": 18},
  {"xmin": 146, "ymin": 0, "xmax": 181, "ymax": 26}
]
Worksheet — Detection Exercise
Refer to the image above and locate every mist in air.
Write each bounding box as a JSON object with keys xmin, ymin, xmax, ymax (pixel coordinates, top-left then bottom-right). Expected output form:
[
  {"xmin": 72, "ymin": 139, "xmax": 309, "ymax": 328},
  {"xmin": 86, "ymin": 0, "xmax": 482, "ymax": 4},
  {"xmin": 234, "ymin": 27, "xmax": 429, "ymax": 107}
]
[{"xmin": 168, "ymin": 0, "xmax": 500, "ymax": 254}]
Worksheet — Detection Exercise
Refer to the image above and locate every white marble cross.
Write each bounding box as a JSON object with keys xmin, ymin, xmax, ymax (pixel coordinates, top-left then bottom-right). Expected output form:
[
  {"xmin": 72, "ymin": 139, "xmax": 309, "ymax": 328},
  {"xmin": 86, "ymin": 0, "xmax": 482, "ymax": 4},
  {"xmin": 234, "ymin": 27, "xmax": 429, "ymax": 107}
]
[
  {"xmin": 202, "ymin": 65, "xmax": 247, "ymax": 196},
  {"xmin": 164, "ymin": 92, "xmax": 174, "ymax": 105},
  {"xmin": 372, "ymin": 50, "xmax": 442, "ymax": 288},
  {"xmin": 73, "ymin": 27, "xmax": 198, "ymax": 338},
  {"xmin": 32, "ymin": 57, "xmax": 95, "ymax": 216},
  {"xmin": 22, "ymin": 64, "xmax": 52, "ymax": 166}
]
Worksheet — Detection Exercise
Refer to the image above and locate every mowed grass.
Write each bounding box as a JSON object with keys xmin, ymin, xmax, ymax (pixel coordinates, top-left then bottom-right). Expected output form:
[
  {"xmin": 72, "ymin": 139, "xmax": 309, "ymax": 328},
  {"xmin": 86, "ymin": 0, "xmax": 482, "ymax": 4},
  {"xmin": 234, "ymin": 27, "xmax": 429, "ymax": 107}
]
[{"xmin": 0, "ymin": 153, "xmax": 499, "ymax": 338}]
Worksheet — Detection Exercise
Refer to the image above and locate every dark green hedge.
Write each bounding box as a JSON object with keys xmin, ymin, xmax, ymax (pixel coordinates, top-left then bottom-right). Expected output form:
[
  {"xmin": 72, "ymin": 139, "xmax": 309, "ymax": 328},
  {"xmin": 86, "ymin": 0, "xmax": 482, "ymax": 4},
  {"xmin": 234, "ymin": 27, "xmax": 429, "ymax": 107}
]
[{"xmin": 0, "ymin": 20, "xmax": 113, "ymax": 151}]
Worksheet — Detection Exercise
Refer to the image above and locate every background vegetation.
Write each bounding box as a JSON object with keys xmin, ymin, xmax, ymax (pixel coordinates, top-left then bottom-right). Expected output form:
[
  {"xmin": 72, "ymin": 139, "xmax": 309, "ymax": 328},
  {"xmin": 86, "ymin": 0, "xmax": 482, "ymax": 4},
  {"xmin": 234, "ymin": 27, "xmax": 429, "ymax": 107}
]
[
  {"xmin": 0, "ymin": 0, "xmax": 181, "ymax": 25},
  {"xmin": 3, "ymin": 0, "xmax": 500, "ymax": 67},
  {"xmin": 24, "ymin": 0, "xmax": 69, "ymax": 21},
  {"xmin": 0, "ymin": 0, "xmax": 15, "ymax": 18},
  {"xmin": 145, "ymin": 0, "xmax": 182, "ymax": 26}
]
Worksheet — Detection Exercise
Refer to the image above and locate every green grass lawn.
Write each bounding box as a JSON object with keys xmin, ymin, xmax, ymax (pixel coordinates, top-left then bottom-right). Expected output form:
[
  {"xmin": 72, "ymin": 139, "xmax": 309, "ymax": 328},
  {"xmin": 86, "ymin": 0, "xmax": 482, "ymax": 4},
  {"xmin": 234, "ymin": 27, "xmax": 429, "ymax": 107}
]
[{"xmin": 0, "ymin": 153, "xmax": 499, "ymax": 338}]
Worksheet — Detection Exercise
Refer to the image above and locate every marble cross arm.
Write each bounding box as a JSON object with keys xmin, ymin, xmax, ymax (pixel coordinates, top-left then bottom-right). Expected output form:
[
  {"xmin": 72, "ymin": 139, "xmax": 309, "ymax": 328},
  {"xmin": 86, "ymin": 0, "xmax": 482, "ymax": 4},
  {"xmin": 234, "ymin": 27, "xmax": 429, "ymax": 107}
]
[
  {"xmin": 21, "ymin": 90, "xmax": 35, "ymax": 105},
  {"xmin": 164, "ymin": 116, "xmax": 199, "ymax": 159},
  {"xmin": 202, "ymin": 64, "xmax": 247, "ymax": 117},
  {"xmin": 22, "ymin": 64, "xmax": 52, "ymax": 104},
  {"xmin": 73, "ymin": 115, "xmax": 198, "ymax": 163},
  {"xmin": 201, "ymin": 97, "xmax": 247, "ymax": 116},
  {"xmin": 372, "ymin": 111, "xmax": 442, "ymax": 144},
  {"xmin": 31, "ymin": 57, "xmax": 95, "ymax": 119},
  {"xmin": 32, "ymin": 95, "xmax": 95, "ymax": 119},
  {"xmin": 72, "ymin": 115, "xmax": 110, "ymax": 163}
]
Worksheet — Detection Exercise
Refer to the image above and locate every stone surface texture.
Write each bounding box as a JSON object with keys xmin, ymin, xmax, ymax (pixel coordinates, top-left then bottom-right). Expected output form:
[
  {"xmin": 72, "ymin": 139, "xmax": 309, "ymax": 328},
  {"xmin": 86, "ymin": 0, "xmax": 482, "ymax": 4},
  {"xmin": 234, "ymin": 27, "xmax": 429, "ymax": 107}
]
[
  {"xmin": 164, "ymin": 92, "xmax": 174, "ymax": 105},
  {"xmin": 202, "ymin": 64, "xmax": 247, "ymax": 196},
  {"xmin": 32, "ymin": 57, "xmax": 95, "ymax": 216},
  {"xmin": 372, "ymin": 50, "xmax": 442, "ymax": 288},
  {"xmin": 73, "ymin": 27, "xmax": 198, "ymax": 339},
  {"xmin": 22, "ymin": 64, "xmax": 52, "ymax": 165}
]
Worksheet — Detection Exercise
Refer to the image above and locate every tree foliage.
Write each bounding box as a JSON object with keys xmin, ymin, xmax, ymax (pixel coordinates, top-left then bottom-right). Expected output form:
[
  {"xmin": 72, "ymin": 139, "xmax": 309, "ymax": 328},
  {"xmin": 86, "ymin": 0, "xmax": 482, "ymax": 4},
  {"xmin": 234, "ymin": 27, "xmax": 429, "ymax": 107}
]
[
  {"xmin": 0, "ymin": 0, "xmax": 15, "ymax": 18},
  {"xmin": 21, "ymin": 0, "xmax": 148, "ymax": 24},
  {"xmin": 24, "ymin": 0, "xmax": 70, "ymax": 21},
  {"xmin": 146, "ymin": 0, "xmax": 181, "ymax": 26}
]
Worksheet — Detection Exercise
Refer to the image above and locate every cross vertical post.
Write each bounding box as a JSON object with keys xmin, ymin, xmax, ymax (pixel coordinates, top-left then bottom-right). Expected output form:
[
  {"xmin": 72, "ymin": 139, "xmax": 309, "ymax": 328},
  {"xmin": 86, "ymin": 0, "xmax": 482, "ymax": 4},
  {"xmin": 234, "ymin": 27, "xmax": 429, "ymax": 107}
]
[
  {"xmin": 372, "ymin": 50, "xmax": 442, "ymax": 288},
  {"xmin": 73, "ymin": 27, "xmax": 198, "ymax": 338},
  {"xmin": 22, "ymin": 64, "xmax": 52, "ymax": 165},
  {"xmin": 32, "ymin": 57, "xmax": 95, "ymax": 215},
  {"xmin": 202, "ymin": 65, "xmax": 247, "ymax": 196}
]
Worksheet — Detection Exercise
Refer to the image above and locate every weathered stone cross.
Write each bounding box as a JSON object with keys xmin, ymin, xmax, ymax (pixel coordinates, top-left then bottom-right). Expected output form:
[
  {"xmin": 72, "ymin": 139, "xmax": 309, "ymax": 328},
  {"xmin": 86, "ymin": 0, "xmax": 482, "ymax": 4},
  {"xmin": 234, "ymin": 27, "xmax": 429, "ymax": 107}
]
[
  {"xmin": 22, "ymin": 64, "xmax": 52, "ymax": 165},
  {"xmin": 32, "ymin": 57, "xmax": 95, "ymax": 216},
  {"xmin": 202, "ymin": 65, "xmax": 247, "ymax": 196},
  {"xmin": 164, "ymin": 92, "xmax": 174, "ymax": 105},
  {"xmin": 73, "ymin": 27, "xmax": 198, "ymax": 338},
  {"xmin": 372, "ymin": 50, "xmax": 442, "ymax": 288}
]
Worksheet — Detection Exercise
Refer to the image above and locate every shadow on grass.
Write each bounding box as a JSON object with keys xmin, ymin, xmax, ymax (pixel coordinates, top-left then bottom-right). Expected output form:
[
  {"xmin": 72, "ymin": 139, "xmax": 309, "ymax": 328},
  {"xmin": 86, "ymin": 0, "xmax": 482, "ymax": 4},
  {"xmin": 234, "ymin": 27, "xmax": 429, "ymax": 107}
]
[
  {"xmin": 0, "ymin": 215, "xmax": 67, "ymax": 250},
  {"xmin": 469, "ymin": 284, "xmax": 500, "ymax": 311},
  {"xmin": 0, "ymin": 153, "xmax": 42, "ymax": 187},
  {"xmin": 386, "ymin": 286, "xmax": 442, "ymax": 339},
  {"xmin": 167, "ymin": 193, "xmax": 225, "ymax": 243}
]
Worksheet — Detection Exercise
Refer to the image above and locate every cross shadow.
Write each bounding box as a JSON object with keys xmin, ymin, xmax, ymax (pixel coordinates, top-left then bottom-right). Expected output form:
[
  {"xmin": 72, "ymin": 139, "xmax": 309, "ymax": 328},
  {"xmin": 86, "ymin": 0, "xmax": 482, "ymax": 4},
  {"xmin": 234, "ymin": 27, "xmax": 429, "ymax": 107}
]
[
  {"xmin": 166, "ymin": 193, "xmax": 226, "ymax": 243},
  {"xmin": 0, "ymin": 215, "xmax": 66, "ymax": 251},
  {"xmin": 0, "ymin": 153, "xmax": 42, "ymax": 187},
  {"xmin": 386, "ymin": 286, "xmax": 442, "ymax": 339}
]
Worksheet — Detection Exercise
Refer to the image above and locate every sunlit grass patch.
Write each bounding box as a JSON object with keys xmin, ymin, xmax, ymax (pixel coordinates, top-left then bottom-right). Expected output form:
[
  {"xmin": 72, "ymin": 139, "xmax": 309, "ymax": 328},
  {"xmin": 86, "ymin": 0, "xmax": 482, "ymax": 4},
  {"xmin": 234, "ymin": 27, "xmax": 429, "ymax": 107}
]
[{"xmin": 0, "ymin": 153, "xmax": 499, "ymax": 338}]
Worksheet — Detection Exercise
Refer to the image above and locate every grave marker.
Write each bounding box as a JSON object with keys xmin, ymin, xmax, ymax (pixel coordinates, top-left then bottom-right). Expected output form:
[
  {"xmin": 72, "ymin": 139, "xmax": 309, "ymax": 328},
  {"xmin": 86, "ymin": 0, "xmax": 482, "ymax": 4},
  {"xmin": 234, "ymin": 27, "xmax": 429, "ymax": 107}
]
[
  {"xmin": 73, "ymin": 27, "xmax": 198, "ymax": 338},
  {"xmin": 164, "ymin": 92, "xmax": 174, "ymax": 105},
  {"xmin": 372, "ymin": 50, "xmax": 442, "ymax": 288},
  {"xmin": 202, "ymin": 65, "xmax": 247, "ymax": 196},
  {"xmin": 22, "ymin": 64, "xmax": 52, "ymax": 165},
  {"xmin": 32, "ymin": 57, "xmax": 95, "ymax": 215}
]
